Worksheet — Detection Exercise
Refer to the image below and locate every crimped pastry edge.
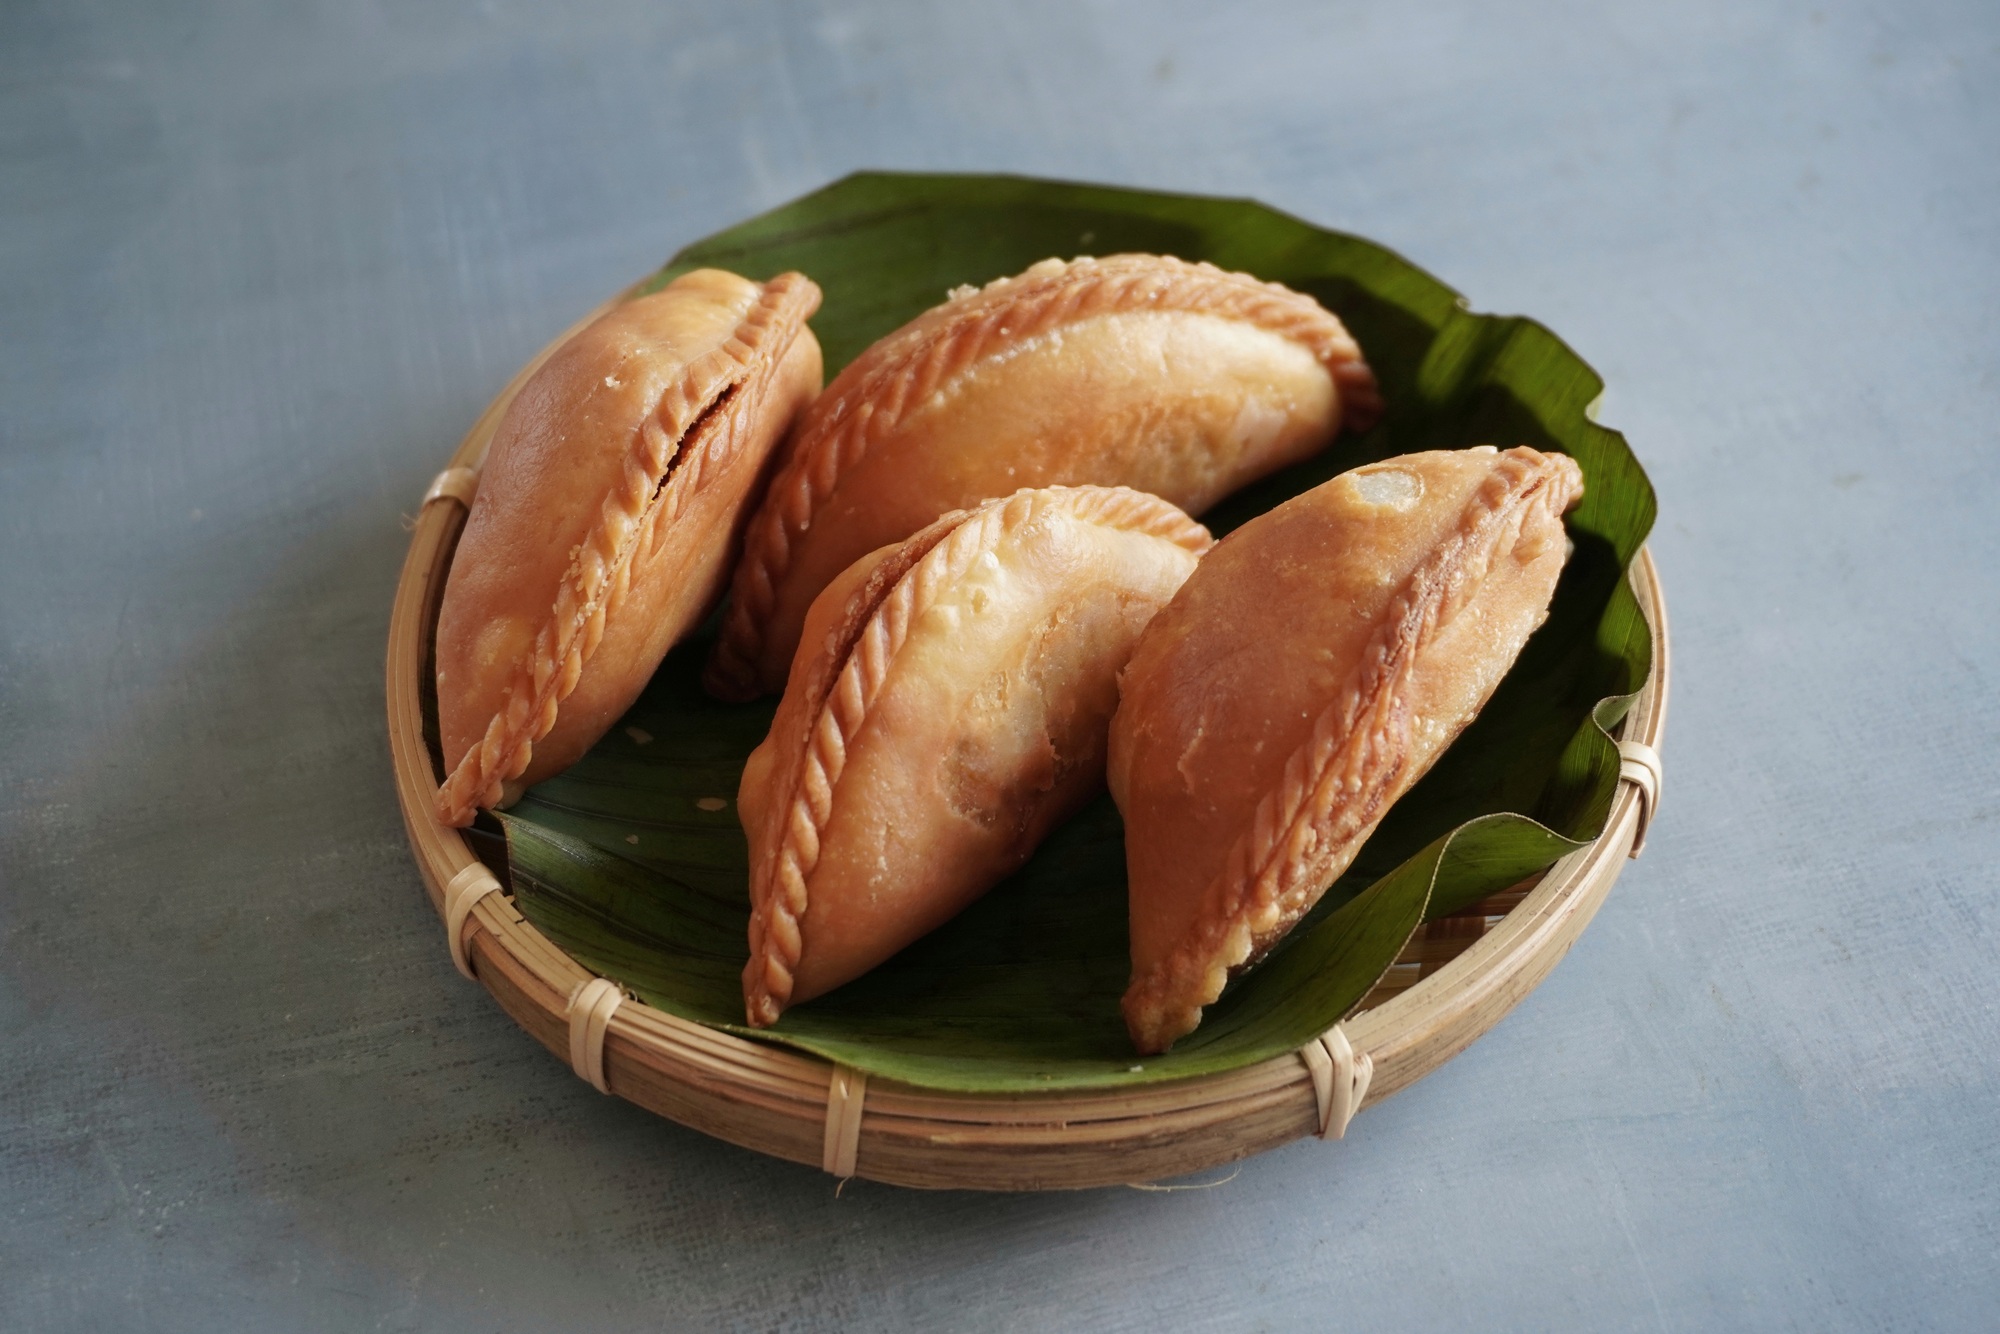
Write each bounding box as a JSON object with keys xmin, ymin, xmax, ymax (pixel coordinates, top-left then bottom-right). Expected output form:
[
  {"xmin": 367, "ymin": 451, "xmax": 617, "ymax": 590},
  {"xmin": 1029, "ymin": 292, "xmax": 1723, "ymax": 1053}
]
[
  {"xmin": 435, "ymin": 273, "xmax": 821, "ymax": 827},
  {"xmin": 743, "ymin": 485, "xmax": 1214, "ymax": 1027},
  {"xmin": 1121, "ymin": 448, "xmax": 1585, "ymax": 1053},
  {"xmin": 704, "ymin": 253, "xmax": 1380, "ymax": 701}
]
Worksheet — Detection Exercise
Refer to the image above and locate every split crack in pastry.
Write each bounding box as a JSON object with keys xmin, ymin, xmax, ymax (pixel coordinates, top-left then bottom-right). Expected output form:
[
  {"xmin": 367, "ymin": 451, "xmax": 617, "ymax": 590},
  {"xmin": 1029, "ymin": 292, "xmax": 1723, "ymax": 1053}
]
[
  {"xmin": 434, "ymin": 269, "xmax": 823, "ymax": 827},
  {"xmin": 737, "ymin": 485, "xmax": 1213, "ymax": 1027},
  {"xmin": 704, "ymin": 253, "xmax": 1382, "ymax": 701},
  {"xmin": 1110, "ymin": 446, "xmax": 1587, "ymax": 1053}
]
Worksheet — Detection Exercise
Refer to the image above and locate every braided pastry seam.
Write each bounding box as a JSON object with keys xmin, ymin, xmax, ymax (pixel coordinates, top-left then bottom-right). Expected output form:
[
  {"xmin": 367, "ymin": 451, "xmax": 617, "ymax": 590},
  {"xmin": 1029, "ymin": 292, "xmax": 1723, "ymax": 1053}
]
[{"xmin": 436, "ymin": 274, "xmax": 820, "ymax": 826}]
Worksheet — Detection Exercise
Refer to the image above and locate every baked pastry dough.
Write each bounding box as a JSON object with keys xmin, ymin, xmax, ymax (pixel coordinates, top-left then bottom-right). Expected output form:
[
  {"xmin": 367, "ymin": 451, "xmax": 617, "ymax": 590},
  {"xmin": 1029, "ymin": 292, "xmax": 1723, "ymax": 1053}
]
[
  {"xmin": 738, "ymin": 485, "xmax": 1212, "ymax": 1026},
  {"xmin": 434, "ymin": 269, "xmax": 823, "ymax": 827},
  {"xmin": 1110, "ymin": 446, "xmax": 1586, "ymax": 1052},
  {"xmin": 704, "ymin": 253, "xmax": 1380, "ymax": 700}
]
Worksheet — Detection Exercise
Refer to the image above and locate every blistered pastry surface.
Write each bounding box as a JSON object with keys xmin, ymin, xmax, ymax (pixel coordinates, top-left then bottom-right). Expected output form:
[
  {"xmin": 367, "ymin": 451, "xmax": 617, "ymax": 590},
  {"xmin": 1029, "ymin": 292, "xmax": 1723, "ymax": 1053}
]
[
  {"xmin": 739, "ymin": 486, "xmax": 1211, "ymax": 1026},
  {"xmin": 1111, "ymin": 447, "xmax": 1585, "ymax": 1052},
  {"xmin": 433, "ymin": 269, "xmax": 822, "ymax": 826},
  {"xmin": 705, "ymin": 254, "xmax": 1381, "ymax": 699}
]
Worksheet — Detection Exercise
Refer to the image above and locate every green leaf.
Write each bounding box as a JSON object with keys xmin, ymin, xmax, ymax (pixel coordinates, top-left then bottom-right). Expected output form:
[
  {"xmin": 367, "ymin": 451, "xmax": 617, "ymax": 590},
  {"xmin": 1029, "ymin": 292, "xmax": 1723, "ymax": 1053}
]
[{"xmin": 495, "ymin": 172, "xmax": 1655, "ymax": 1093}]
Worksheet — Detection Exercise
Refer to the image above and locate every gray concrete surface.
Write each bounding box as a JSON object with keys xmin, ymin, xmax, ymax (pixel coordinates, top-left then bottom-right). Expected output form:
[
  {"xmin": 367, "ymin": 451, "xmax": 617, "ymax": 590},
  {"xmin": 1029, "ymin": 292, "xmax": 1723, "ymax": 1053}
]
[{"xmin": 4, "ymin": 1, "xmax": 1996, "ymax": 1329}]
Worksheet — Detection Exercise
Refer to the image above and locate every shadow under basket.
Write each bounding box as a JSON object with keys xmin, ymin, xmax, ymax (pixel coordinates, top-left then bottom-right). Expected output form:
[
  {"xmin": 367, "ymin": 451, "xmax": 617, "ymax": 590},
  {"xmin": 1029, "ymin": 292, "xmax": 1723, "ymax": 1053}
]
[{"xmin": 388, "ymin": 358, "xmax": 1670, "ymax": 1194}]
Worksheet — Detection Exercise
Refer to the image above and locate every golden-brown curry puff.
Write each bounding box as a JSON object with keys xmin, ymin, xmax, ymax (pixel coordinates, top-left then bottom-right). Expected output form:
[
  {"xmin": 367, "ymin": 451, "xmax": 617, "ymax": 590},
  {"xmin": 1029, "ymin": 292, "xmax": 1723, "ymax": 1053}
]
[
  {"xmin": 434, "ymin": 269, "xmax": 823, "ymax": 827},
  {"xmin": 1110, "ymin": 446, "xmax": 1586, "ymax": 1053},
  {"xmin": 703, "ymin": 253, "xmax": 1380, "ymax": 700},
  {"xmin": 737, "ymin": 485, "xmax": 1213, "ymax": 1026}
]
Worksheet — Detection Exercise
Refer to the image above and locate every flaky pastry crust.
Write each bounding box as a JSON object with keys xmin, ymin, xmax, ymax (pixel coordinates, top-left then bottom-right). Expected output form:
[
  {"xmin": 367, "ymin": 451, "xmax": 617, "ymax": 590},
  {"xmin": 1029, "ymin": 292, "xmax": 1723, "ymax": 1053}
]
[
  {"xmin": 738, "ymin": 485, "xmax": 1212, "ymax": 1026},
  {"xmin": 1111, "ymin": 447, "xmax": 1586, "ymax": 1053},
  {"xmin": 434, "ymin": 269, "xmax": 822, "ymax": 827},
  {"xmin": 704, "ymin": 253, "xmax": 1381, "ymax": 700}
]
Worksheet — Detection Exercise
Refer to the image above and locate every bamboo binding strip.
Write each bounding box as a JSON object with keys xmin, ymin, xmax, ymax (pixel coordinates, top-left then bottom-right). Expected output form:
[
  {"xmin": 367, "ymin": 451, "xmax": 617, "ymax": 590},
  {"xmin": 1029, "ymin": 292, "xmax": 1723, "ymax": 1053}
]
[
  {"xmin": 1617, "ymin": 740, "xmax": 1663, "ymax": 856},
  {"xmin": 390, "ymin": 370, "xmax": 1671, "ymax": 1191},
  {"xmin": 823, "ymin": 1067, "xmax": 869, "ymax": 1179},
  {"xmin": 1297, "ymin": 1026, "xmax": 1372, "ymax": 1140},
  {"xmin": 443, "ymin": 862, "xmax": 503, "ymax": 981},
  {"xmin": 567, "ymin": 978, "xmax": 625, "ymax": 1095},
  {"xmin": 422, "ymin": 465, "xmax": 480, "ymax": 510}
]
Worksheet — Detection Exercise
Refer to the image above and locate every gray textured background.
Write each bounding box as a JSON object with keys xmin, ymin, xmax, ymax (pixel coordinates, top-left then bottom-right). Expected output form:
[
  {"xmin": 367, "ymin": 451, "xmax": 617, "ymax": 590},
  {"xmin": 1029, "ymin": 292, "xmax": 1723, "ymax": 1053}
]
[{"xmin": 4, "ymin": 1, "xmax": 1996, "ymax": 1330}]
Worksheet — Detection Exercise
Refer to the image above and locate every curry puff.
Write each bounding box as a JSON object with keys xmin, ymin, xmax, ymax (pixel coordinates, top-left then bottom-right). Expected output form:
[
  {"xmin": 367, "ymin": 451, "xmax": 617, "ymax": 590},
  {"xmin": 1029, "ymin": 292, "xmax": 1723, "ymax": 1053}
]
[
  {"xmin": 737, "ymin": 486, "xmax": 1212, "ymax": 1026},
  {"xmin": 434, "ymin": 269, "xmax": 823, "ymax": 827},
  {"xmin": 1111, "ymin": 447, "xmax": 1586, "ymax": 1053},
  {"xmin": 704, "ymin": 253, "xmax": 1380, "ymax": 700}
]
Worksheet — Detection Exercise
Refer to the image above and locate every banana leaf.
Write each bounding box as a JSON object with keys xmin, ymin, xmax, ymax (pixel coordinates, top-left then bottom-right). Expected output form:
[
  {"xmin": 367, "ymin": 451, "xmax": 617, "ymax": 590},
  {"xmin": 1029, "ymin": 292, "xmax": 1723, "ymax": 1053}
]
[{"xmin": 491, "ymin": 172, "xmax": 1656, "ymax": 1093}]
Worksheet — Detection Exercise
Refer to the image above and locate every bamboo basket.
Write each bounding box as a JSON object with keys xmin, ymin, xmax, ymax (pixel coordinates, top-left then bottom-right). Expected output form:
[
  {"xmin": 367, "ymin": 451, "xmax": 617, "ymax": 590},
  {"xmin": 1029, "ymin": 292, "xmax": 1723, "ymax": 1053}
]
[{"xmin": 387, "ymin": 305, "xmax": 1670, "ymax": 1193}]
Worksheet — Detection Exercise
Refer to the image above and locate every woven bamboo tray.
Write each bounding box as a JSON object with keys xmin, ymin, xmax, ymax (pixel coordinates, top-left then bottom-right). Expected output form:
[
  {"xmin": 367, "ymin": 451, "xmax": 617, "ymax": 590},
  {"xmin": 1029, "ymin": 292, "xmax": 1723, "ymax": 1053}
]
[{"xmin": 387, "ymin": 299, "xmax": 1670, "ymax": 1193}]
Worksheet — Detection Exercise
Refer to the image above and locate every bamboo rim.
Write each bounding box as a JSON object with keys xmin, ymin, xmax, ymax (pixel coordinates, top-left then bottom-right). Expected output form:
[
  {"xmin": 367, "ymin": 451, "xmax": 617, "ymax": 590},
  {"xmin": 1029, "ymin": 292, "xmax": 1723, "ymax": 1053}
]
[{"xmin": 387, "ymin": 317, "xmax": 1670, "ymax": 1192}]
